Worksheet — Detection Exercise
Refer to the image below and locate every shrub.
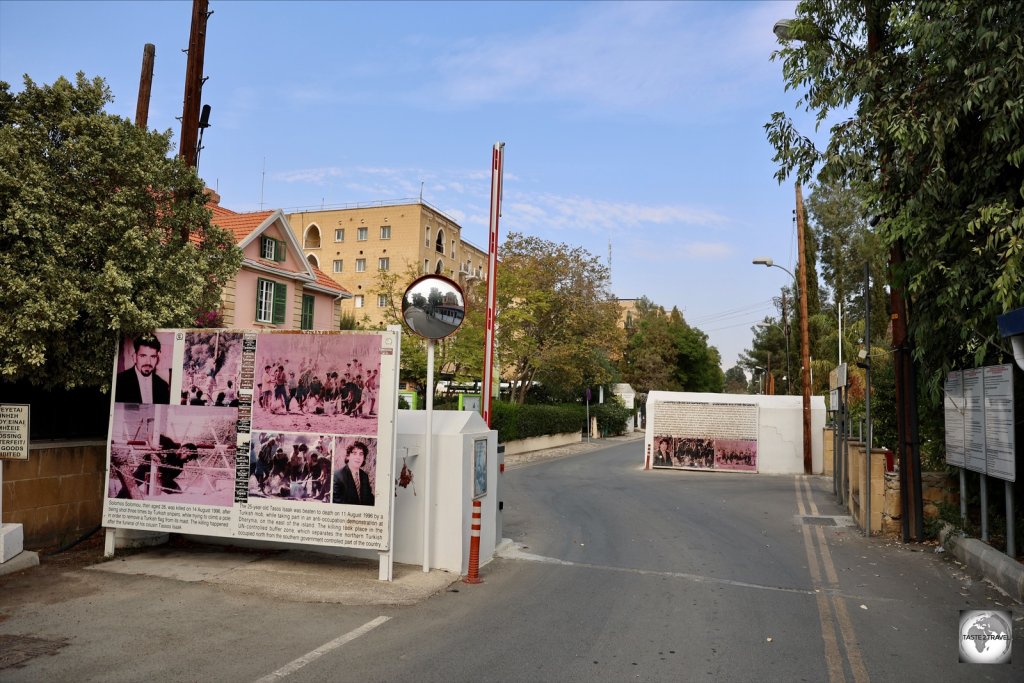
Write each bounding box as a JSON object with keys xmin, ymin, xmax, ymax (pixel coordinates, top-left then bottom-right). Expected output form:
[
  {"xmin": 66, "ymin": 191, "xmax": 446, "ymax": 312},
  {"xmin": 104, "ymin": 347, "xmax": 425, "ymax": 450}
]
[
  {"xmin": 490, "ymin": 401, "xmax": 585, "ymax": 443},
  {"xmin": 592, "ymin": 398, "xmax": 634, "ymax": 436}
]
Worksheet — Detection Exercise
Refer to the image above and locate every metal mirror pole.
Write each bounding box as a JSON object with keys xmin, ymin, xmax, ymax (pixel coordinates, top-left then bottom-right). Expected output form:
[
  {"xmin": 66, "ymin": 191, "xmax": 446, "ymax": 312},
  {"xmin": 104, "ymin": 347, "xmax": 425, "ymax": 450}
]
[{"xmin": 423, "ymin": 339, "xmax": 435, "ymax": 573}]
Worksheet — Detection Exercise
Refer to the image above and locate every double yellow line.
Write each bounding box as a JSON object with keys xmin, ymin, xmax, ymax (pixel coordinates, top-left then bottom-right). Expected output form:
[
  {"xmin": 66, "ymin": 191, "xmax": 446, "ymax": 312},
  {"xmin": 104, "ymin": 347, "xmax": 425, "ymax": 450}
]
[{"xmin": 796, "ymin": 476, "xmax": 869, "ymax": 683}]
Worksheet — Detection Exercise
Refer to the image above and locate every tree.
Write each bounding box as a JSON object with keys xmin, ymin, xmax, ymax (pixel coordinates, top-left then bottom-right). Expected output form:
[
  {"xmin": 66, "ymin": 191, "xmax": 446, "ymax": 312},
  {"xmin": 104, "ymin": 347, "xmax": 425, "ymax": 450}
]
[
  {"xmin": 497, "ymin": 233, "xmax": 622, "ymax": 403},
  {"xmin": 366, "ymin": 261, "xmax": 485, "ymax": 396},
  {"xmin": 723, "ymin": 365, "xmax": 749, "ymax": 394},
  {"xmin": 766, "ymin": 0, "xmax": 1024, "ymax": 400},
  {"xmin": 0, "ymin": 74, "xmax": 241, "ymax": 389},
  {"xmin": 620, "ymin": 297, "xmax": 724, "ymax": 394}
]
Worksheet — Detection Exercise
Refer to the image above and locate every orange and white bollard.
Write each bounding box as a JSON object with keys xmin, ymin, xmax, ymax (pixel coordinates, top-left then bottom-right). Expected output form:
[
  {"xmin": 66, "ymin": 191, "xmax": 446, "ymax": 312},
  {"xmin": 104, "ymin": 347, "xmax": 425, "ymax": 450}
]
[
  {"xmin": 463, "ymin": 499, "xmax": 483, "ymax": 584},
  {"xmin": 645, "ymin": 443, "xmax": 651, "ymax": 470}
]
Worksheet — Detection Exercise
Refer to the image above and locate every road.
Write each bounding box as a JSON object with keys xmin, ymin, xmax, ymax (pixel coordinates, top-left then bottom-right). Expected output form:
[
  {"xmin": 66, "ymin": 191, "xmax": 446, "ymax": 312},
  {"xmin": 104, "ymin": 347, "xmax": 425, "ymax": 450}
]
[{"xmin": 2, "ymin": 438, "xmax": 1022, "ymax": 681}]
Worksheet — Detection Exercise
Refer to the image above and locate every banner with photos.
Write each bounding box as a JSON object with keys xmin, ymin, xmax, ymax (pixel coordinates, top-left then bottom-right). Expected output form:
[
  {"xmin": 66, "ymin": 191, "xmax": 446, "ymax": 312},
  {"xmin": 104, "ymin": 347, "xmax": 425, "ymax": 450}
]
[
  {"xmin": 651, "ymin": 400, "xmax": 759, "ymax": 473},
  {"xmin": 102, "ymin": 329, "xmax": 399, "ymax": 551}
]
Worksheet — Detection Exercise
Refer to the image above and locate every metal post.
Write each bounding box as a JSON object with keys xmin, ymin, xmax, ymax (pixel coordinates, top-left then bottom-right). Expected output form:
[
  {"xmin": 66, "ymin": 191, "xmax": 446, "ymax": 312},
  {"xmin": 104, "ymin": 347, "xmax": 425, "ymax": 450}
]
[
  {"xmin": 481, "ymin": 143, "xmax": 504, "ymax": 427},
  {"xmin": 864, "ymin": 263, "xmax": 872, "ymax": 535},
  {"xmin": 1006, "ymin": 480, "xmax": 1016, "ymax": 560},
  {"xmin": 423, "ymin": 340, "xmax": 435, "ymax": 572},
  {"xmin": 959, "ymin": 468, "xmax": 967, "ymax": 524},
  {"xmin": 980, "ymin": 473, "xmax": 989, "ymax": 542}
]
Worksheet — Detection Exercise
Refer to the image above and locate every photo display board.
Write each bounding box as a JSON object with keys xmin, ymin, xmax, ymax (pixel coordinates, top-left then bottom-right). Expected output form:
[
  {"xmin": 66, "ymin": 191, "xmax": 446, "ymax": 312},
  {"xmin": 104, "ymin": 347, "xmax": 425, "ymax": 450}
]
[
  {"xmin": 102, "ymin": 329, "xmax": 400, "ymax": 550},
  {"xmin": 944, "ymin": 365, "xmax": 1016, "ymax": 482},
  {"xmin": 651, "ymin": 400, "xmax": 759, "ymax": 473}
]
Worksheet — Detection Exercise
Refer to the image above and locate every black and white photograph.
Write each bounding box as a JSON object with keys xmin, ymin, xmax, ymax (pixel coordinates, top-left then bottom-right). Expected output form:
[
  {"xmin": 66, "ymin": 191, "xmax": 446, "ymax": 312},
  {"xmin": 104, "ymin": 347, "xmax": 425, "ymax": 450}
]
[
  {"xmin": 331, "ymin": 437, "xmax": 377, "ymax": 507},
  {"xmin": 252, "ymin": 332, "xmax": 382, "ymax": 434},
  {"xmin": 248, "ymin": 431, "xmax": 333, "ymax": 502},
  {"xmin": 113, "ymin": 332, "xmax": 175, "ymax": 404},
  {"xmin": 108, "ymin": 403, "xmax": 238, "ymax": 506},
  {"xmin": 180, "ymin": 331, "xmax": 244, "ymax": 407}
]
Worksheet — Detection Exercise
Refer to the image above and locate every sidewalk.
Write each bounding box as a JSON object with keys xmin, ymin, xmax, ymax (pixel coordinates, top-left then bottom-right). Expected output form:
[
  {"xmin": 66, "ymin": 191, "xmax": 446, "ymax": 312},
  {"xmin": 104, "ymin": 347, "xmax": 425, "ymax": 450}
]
[{"xmin": 0, "ymin": 431, "xmax": 644, "ymax": 605}]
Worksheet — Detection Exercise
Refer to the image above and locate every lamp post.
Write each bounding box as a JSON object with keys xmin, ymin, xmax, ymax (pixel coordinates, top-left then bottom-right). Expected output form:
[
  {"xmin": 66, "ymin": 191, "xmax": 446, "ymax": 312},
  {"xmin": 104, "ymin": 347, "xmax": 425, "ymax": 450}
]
[{"xmin": 753, "ymin": 187, "xmax": 814, "ymax": 477}]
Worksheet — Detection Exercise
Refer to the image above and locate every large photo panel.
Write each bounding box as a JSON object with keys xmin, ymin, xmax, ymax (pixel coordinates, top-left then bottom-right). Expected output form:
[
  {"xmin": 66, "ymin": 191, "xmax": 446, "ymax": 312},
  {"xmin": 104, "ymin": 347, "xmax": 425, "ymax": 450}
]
[
  {"xmin": 103, "ymin": 328, "xmax": 399, "ymax": 551},
  {"xmin": 650, "ymin": 400, "xmax": 759, "ymax": 473}
]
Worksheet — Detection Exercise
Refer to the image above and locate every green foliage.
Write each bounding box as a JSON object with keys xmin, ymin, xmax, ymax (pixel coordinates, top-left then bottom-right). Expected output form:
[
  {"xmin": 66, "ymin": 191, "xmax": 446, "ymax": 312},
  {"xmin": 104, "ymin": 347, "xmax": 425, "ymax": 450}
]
[
  {"xmin": 338, "ymin": 311, "xmax": 358, "ymax": 330},
  {"xmin": 497, "ymin": 233, "xmax": 622, "ymax": 403},
  {"xmin": 490, "ymin": 401, "xmax": 585, "ymax": 443},
  {"xmin": 0, "ymin": 74, "xmax": 241, "ymax": 389},
  {"xmin": 591, "ymin": 397, "xmax": 634, "ymax": 437},
  {"xmin": 620, "ymin": 297, "xmax": 724, "ymax": 394},
  {"xmin": 767, "ymin": 0, "xmax": 1024, "ymax": 403},
  {"xmin": 723, "ymin": 365, "xmax": 749, "ymax": 393}
]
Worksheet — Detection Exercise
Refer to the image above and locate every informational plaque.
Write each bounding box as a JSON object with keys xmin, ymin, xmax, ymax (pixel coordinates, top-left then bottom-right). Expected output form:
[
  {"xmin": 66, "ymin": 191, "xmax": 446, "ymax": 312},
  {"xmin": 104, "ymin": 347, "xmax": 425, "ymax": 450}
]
[
  {"xmin": 0, "ymin": 404, "xmax": 30, "ymax": 460},
  {"xmin": 962, "ymin": 368, "xmax": 987, "ymax": 473},
  {"xmin": 943, "ymin": 371, "xmax": 965, "ymax": 467},
  {"xmin": 983, "ymin": 364, "xmax": 1015, "ymax": 482},
  {"xmin": 650, "ymin": 400, "xmax": 758, "ymax": 473}
]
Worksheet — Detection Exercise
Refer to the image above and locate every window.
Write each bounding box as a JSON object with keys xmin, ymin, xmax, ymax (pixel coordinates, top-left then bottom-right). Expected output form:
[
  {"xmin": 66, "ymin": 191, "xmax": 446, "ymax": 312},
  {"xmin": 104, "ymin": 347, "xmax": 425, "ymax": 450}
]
[
  {"xmin": 424, "ymin": 259, "xmax": 430, "ymax": 273},
  {"xmin": 355, "ymin": 258, "xmax": 366, "ymax": 272},
  {"xmin": 380, "ymin": 225, "xmax": 391, "ymax": 240},
  {"xmin": 357, "ymin": 227, "xmax": 368, "ymax": 241},
  {"xmin": 256, "ymin": 278, "xmax": 286, "ymax": 324},
  {"xmin": 304, "ymin": 225, "xmax": 321, "ymax": 249},
  {"xmin": 451, "ymin": 240, "xmax": 456, "ymax": 258},
  {"xmin": 378, "ymin": 257, "xmax": 389, "ymax": 271},
  {"xmin": 300, "ymin": 294, "xmax": 315, "ymax": 330},
  {"xmin": 260, "ymin": 236, "xmax": 286, "ymax": 262},
  {"xmin": 354, "ymin": 295, "xmax": 364, "ymax": 309},
  {"xmin": 306, "ymin": 254, "xmax": 319, "ymax": 269},
  {"xmin": 425, "ymin": 227, "xmax": 431, "ymax": 247},
  {"xmin": 334, "ymin": 228, "xmax": 345, "ymax": 242},
  {"xmin": 332, "ymin": 259, "xmax": 343, "ymax": 273},
  {"xmin": 435, "ymin": 229, "xmax": 445, "ymax": 254},
  {"xmin": 436, "ymin": 259, "xmax": 444, "ymax": 274},
  {"xmin": 378, "ymin": 294, "xmax": 388, "ymax": 308}
]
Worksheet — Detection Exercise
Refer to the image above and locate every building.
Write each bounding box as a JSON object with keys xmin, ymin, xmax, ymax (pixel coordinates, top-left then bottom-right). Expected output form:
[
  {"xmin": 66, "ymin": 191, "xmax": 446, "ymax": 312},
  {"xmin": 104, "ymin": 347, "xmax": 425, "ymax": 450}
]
[
  {"xmin": 285, "ymin": 200, "xmax": 488, "ymax": 327},
  {"xmin": 207, "ymin": 192, "xmax": 350, "ymax": 330}
]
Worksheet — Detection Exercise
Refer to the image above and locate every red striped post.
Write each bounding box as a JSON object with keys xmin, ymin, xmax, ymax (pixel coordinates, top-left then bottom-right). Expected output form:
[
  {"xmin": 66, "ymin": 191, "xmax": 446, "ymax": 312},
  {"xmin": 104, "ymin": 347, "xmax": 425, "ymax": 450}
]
[
  {"xmin": 645, "ymin": 443, "xmax": 651, "ymax": 471},
  {"xmin": 463, "ymin": 499, "xmax": 483, "ymax": 584}
]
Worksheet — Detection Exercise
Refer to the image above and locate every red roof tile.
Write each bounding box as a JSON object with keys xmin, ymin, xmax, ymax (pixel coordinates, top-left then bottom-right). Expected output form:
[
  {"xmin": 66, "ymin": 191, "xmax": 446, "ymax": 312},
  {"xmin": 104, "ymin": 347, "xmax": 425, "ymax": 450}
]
[
  {"xmin": 210, "ymin": 208, "xmax": 276, "ymax": 243},
  {"xmin": 309, "ymin": 265, "xmax": 350, "ymax": 294}
]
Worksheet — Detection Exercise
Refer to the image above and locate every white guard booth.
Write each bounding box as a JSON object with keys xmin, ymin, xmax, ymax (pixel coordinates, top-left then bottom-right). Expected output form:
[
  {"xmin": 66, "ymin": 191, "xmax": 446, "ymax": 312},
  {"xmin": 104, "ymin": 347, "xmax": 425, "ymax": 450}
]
[
  {"xmin": 394, "ymin": 410, "xmax": 499, "ymax": 573},
  {"xmin": 646, "ymin": 391, "xmax": 827, "ymax": 474}
]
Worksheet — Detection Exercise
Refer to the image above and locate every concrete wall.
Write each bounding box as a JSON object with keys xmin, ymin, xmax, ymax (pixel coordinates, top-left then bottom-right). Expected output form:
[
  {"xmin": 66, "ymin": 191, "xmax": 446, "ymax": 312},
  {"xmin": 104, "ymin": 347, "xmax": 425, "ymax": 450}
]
[
  {"xmin": 1, "ymin": 441, "xmax": 106, "ymax": 546},
  {"xmin": 501, "ymin": 431, "xmax": 580, "ymax": 456}
]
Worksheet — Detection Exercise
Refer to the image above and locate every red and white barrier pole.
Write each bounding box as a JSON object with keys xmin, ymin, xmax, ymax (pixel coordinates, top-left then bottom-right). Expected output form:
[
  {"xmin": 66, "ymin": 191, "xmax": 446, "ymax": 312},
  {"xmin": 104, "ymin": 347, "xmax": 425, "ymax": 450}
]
[{"xmin": 463, "ymin": 499, "xmax": 483, "ymax": 584}]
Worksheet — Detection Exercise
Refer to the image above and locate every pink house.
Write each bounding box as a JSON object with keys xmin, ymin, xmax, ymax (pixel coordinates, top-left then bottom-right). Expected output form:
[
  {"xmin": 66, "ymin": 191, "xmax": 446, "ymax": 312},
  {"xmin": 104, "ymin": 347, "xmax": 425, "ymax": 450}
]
[{"xmin": 207, "ymin": 192, "xmax": 350, "ymax": 329}]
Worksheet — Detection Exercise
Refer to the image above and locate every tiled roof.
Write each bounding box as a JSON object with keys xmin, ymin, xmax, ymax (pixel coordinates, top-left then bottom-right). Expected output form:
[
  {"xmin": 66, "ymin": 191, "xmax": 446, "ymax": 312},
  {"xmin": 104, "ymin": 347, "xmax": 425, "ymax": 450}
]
[
  {"xmin": 309, "ymin": 265, "xmax": 350, "ymax": 294},
  {"xmin": 209, "ymin": 206, "xmax": 275, "ymax": 243}
]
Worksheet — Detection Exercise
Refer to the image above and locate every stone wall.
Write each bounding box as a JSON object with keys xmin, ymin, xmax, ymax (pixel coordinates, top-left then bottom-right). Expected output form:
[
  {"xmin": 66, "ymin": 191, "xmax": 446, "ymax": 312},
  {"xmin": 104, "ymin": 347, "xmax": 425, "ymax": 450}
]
[{"xmin": 1, "ymin": 442, "xmax": 106, "ymax": 547}]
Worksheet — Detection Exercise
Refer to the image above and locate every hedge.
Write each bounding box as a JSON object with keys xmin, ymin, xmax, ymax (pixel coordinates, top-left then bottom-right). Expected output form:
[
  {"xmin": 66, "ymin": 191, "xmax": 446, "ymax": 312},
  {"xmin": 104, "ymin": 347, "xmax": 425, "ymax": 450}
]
[{"xmin": 490, "ymin": 401, "xmax": 585, "ymax": 443}]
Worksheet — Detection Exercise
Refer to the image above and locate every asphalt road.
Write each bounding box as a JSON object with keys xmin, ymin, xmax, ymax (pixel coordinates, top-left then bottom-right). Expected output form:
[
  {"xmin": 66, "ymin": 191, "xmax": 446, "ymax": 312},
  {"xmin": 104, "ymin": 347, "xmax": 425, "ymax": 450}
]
[{"xmin": 2, "ymin": 438, "xmax": 1022, "ymax": 682}]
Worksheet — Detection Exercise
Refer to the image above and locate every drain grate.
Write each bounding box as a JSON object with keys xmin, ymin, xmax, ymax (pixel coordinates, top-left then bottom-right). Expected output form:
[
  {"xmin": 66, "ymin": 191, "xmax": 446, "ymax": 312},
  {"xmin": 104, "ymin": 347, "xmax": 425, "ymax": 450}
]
[
  {"xmin": 0, "ymin": 634, "xmax": 69, "ymax": 670},
  {"xmin": 794, "ymin": 515, "xmax": 856, "ymax": 528}
]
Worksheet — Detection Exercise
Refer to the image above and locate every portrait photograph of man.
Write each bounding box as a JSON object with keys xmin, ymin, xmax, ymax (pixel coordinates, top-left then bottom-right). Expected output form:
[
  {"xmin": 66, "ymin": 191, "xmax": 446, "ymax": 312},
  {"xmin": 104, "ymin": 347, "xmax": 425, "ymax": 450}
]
[{"xmin": 114, "ymin": 333, "xmax": 173, "ymax": 404}]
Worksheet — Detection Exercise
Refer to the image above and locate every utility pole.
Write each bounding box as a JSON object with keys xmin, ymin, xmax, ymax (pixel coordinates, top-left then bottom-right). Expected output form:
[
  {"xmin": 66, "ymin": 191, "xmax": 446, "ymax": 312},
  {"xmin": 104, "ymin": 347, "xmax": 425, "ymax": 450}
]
[
  {"xmin": 180, "ymin": 0, "xmax": 210, "ymax": 169},
  {"xmin": 135, "ymin": 44, "xmax": 155, "ymax": 128},
  {"xmin": 795, "ymin": 184, "xmax": 813, "ymax": 474}
]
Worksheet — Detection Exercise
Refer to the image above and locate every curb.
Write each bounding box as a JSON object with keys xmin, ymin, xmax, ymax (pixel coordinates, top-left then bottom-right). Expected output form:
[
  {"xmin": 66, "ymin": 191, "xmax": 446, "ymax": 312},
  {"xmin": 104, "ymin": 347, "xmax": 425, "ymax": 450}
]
[{"xmin": 940, "ymin": 524, "xmax": 1024, "ymax": 603}]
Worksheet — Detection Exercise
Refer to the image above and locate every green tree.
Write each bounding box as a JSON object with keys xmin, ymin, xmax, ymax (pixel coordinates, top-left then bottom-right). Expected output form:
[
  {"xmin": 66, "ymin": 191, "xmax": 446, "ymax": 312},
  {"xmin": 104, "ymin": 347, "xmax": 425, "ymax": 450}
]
[
  {"xmin": 723, "ymin": 365, "xmax": 749, "ymax": 394},
  {"xmin": 497, "ymin": 233, "xmax": 622, "ymax": 403},
  {"xmin": 766, "ymin": 0, "xmax": 1024, "ymax": 400},
  {"xmin": 0, "ymin": 74, "xmax": 241, "ymax": 389},
  {"xmin": 621, "ymin": 297, "xmax": 724, "ymax": 393}
]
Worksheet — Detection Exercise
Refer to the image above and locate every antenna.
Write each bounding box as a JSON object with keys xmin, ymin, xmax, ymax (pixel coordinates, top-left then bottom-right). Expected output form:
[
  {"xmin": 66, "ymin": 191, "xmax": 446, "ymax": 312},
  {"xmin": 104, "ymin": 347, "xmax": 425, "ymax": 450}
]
[
  {"xmin": 259, "ymin": 157, "xmax": 266, "ymax": 210},
  {"xmin": 420, "ymin": 181, "xmax": 424, "ymax": 202},
  {"xmin": 608, "ymin": 238, "xmax": 612, "ymax": 272}
]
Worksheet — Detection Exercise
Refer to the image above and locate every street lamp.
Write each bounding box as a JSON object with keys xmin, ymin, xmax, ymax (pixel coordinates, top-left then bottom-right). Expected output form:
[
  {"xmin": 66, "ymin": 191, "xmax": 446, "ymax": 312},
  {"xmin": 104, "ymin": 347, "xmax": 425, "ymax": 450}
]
[{"xmin": 752, "ymin": 257, "xmax": 794, "ymax": 280}]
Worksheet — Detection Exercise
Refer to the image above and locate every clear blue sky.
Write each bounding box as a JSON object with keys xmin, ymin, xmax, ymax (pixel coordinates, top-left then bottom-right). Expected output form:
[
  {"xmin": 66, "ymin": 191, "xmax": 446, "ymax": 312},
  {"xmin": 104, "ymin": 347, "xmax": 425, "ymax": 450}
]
[{"xmin": 1, "ymin": 0, "xmax": 823, "ymax": 371}]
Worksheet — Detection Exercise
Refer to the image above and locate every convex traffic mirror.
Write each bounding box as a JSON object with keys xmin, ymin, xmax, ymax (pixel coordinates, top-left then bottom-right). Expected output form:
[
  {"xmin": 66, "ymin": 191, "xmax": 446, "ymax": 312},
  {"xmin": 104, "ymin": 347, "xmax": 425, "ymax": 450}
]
[{"xmin": 401, "ymin": 274, "xmax": 466, "ymax": 340}]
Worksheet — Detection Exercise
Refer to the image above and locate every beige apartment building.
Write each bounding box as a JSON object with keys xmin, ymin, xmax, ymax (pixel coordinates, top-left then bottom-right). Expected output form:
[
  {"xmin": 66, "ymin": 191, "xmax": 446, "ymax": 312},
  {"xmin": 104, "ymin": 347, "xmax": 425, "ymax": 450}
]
[{"xmin": 286, "ymin": 200, "xmax": 488, "ymax": 327}]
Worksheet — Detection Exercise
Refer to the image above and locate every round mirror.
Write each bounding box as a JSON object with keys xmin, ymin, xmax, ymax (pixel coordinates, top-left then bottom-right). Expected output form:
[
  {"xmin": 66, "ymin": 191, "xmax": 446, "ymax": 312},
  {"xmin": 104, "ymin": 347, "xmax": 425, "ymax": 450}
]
[{"xmin": 401, "ymin": 274, "xmax": 466, "ymax": 340}]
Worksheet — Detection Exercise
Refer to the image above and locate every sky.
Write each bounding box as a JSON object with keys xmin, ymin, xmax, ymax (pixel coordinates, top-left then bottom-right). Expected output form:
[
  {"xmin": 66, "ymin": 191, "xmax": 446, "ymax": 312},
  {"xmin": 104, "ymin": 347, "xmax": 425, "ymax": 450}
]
[{"xmin": 0, "ymin": 0, "xmax": 825, "ymax": 371}]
